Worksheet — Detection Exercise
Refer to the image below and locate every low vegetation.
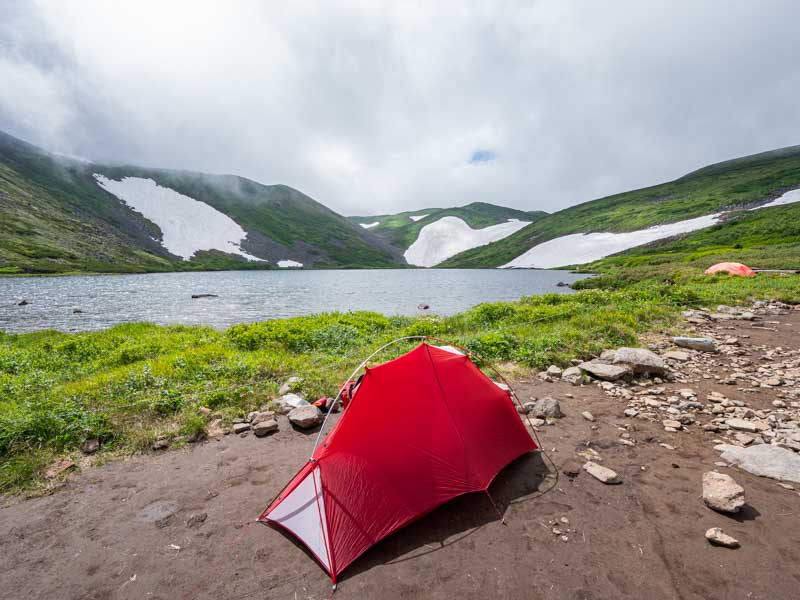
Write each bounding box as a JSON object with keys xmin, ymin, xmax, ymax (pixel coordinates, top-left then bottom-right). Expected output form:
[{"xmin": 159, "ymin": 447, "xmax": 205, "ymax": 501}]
[{"xmin": 2, "ymin": 269, "xmax": 799, "ymax": 495}]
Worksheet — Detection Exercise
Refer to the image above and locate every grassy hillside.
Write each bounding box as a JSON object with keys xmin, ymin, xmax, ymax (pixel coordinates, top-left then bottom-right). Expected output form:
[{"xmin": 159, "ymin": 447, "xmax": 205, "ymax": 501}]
[
  {"xmin": 350, "ymin": 202, "xmax": 547, "ymax": 250},
  {"xmin": 442, "ymin": 146, "xmax": 800, "ymax": 268},
  {"xmin": 0, "ymin": 130, "xmax": 400, "ymax": 274}
]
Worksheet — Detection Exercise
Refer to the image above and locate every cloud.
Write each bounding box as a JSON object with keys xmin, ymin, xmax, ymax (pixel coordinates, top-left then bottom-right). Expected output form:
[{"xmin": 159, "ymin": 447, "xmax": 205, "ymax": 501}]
[
  {"xmin": 1, "ymin": 0, "xmax": 800, "ymax": 216},
  {"xmin": 469, "ymin": 150, "xmax": 497, "ymax": 164}
]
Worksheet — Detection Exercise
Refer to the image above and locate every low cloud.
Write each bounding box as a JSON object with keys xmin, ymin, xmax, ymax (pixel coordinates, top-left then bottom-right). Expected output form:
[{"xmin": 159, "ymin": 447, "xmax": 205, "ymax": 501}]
[{"xmin": 2, "ymin": 0, "xmax": 799, "ymax": 215}]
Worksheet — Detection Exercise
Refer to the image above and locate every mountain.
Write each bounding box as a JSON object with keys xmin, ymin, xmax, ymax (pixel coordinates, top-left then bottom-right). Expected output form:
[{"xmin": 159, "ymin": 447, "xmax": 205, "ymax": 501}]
[
  {"xmin": 349, "ymin": 203, "xmax": 547, "ymax": 266},
  {"xmin": 0, "ymin": 130, "xmax": 402, "ymax": 274},
  {"xmin": 441, "ymin": 145, "xmax": 800, "ymax": 268}
]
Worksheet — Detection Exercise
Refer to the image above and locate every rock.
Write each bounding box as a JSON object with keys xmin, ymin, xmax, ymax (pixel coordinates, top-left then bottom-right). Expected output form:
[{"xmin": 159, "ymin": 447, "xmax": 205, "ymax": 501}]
[
  {"xmin": 45, "ymin": 458, "xmax": 75, "ymax": 479},
  {"xmin": 206, "ymin": 418, "xmax": 224, "ymax": 438},
  {"xmin": 186, "ymin": 512, "xmax": 208, "ymax": 528},
  {"xmin": 662, "ymin": 419, "xmax": 682, "ymax": 430},
  {"xmin": 191, "ymin": 293, "xmax": 218, "ymax": 299},
  {"xmin": 81, "ymin": 439, "xmax": 100, "ymax": 455},
  {"xmin": 561, "ymin": 366, "xmax": 584, "ymax": 385},
  {"xmin": 198, "ymin": 406, "xmax": 212, "ymax": 415},
  {"xmin": 72, "ymin": 307, "xmax": 83, "ymax": 314},
  {"xmin": 152, "ymin": 438, "xmax": 170, "ymax": 451},
  {"xmin": 253, "ymin": 419, "xmax": 279, "ymax": 437},
  {"xmin": 612, "ymin": 347, "xmax": 668, "ymax": 375},
  {"xmin": 578, "ymin": 361, "xmax": 632, "ymax": 382},
  {"xmin": 582, "ymin": 461, "xmax": 621, "ymax": 484},
  {"xmin": 232, "ymin": 422, "xmax": 251, "ymax": 434},
  {"xmin": 561, "ymin": 459, "xmax": 582, "ymax": 477},
  {"xmin": 705, "ymin": 527, "xmax": 740, "ymax": 549},
  {"xmin": 288, "ymin": 405, "xmax": 323, "ymax": 429},
  {"xmin": 528, "ymin": 397, "xmax": 563, "ymax": 419},
  {"xmin": 725, "ymin": 418, "xmax": 767, "ymax": 433},
  {"xmin": 718, "ymin": 444, "xmax": 800, "ymax": 483},
  {"xmin": 546, "ymin": 365, "xmax": 563, "ymax": 378},
  {"xmin": 278, "ymin": 376, "xmax": 303, "ymax": 396},
  {"xmin": 17, "ymin": 299, "xmax": 30, "ymax": 306},
  {"xmin": 581, "ymin": 411, "xmax": 595, "ymax": 422},
  {"xmin": 702, "ymin": 471, "xmax": 745, "ymax": 513},
  {"xmin": 673, "ymin": 337, "xmax": 717, "ymax": 352},
  {"xmin": 663, "ymin": 350, "xmax": 690, "ymax": 362},
  {"xmin": 273, "ymin": 393, "xmax": 309, "ymax": 414}
]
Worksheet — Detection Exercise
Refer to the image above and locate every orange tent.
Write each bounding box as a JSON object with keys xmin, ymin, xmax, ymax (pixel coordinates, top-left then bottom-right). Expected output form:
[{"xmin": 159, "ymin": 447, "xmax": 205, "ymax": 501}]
[{"xmin": 704, "ymin": 262, "xmax": 756, "ymax": 277}]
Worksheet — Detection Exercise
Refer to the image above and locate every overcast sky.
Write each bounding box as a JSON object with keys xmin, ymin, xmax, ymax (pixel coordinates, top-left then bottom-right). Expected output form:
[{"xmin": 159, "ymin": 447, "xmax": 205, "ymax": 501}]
[{"xmin": 2, "ymin": 1, "xmax": 800, "ymax": 216}]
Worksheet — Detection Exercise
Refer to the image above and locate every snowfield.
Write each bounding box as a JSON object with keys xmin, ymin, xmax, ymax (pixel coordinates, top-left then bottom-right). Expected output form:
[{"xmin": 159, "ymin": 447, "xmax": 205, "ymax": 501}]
[
  {"xmin": 277, "ymin": 260, "xmax": 303, "ymax": 268},
  {"xmin": 409, "ymin": 214, "xmax": 429, "ymax": 222},
  {"xmin": 404, "ymin": 217, "xmax": 530, "ymax": 267},
  {"xmin": 360, "ymin": 221, "xmax": 380, "ymax": 229},
  {"xmin": 94, "ymin": 175, "xmax": 263, "ymax": 261},
  {"xmin": 501, "ymin": 187, "xmax": 800, "ymax": 269}
]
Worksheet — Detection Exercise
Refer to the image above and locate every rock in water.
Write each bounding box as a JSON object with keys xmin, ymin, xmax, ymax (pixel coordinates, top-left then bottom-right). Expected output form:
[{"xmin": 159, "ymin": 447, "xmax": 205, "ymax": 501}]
[
  {"xmin": 253, "ymin": 419, "xmax": 279, "ymax": 437},
  {"xmin": 717, "ymin": 444, "xmax": 800, "ymax": 484},
  {"xmin": 673, "ymin": 337, "xmax": 716, "ymax": 352},
  {"xmin": 288, "ymin": 405, "xmax": 323, "ymax": 429},
  {"xmin": 582, "ymin": 461, "xmax": 621, "ymax": 484},
  {"xmin": 528, "ymin": 397, "xmax": 563, "ymax": 418},
  {"xmin": 705, "ymin": 527, "xmax": 740, "ymax": 548},
  {"xmin": 612, "ymin": 347, "xmax": 668, "ymax": 375},
  {"xmin": 702, "ymin": 471, "xmax": 745, "ymax": 513},
  {"xmin": 578, "ymin": 361, "xmax": 632, "ymax": 382}
]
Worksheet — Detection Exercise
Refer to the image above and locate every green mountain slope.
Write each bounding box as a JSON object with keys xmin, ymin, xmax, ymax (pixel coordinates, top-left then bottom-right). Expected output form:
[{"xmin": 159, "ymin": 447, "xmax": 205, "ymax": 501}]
[
  {"xmin": 0, "ymin": 130, "xmax": 401, "ymax": 274},
  {"xmin": 350, "ymin": 202, "xmax": 547, "ymax": 250},
  {"xmin": 442, "ymin": 146, "xmax": 800, "ymax": 268}
]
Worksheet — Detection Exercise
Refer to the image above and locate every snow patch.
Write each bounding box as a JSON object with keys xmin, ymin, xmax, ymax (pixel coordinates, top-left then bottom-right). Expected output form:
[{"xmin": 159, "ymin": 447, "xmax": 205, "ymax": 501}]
[
  {"xmin": 95, "ymin": 175, "xmax": 263, "ymax": 262},
  {"xmin": 501, "ymin": 186, "xmax": 800, "ymax": 269},
  {"xmin": 360, "ymin": 221, "xmax": 380, "ymax": 229},
  {"xmin": 753, "ymin": 188, "xmax": 800, "ymax": 210},
  {"xmin": 502, "ymin": 214, "xmax": 722, "ymax": 269},
  {"xmin": 405, "ymin": 217, "xmax": 530, "ymax": 267},
  {"xmin": 277, "ymin": 260, "xmax": 303, "ymax": 268},
  {"xmin": 409, "ymin": 214, "xmax": 429, "ymax": 222}
]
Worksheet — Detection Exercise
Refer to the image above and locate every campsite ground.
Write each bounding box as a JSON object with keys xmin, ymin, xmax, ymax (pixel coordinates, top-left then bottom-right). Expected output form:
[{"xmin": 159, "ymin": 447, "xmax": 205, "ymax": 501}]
[{"xmin": 1, "ymin": 312, "xmax": 799, "ymax": 599}]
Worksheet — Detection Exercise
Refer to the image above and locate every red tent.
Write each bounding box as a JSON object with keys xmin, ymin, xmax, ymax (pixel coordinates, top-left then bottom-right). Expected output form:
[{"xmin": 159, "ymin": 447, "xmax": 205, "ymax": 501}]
[
  {"xmin": 258, "ymin": 343, "xmax": 536, "ymax": 583},
  {"xmin": 704, "ymin": 262, "xmax": 756, "ymax": 277}
]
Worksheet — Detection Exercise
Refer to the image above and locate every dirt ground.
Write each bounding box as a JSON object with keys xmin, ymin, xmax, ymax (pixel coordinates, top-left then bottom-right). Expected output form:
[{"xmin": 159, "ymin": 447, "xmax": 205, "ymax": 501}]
[{"xmin": 1, "ymin": 312, "xmax": 800, "ymax": 600}]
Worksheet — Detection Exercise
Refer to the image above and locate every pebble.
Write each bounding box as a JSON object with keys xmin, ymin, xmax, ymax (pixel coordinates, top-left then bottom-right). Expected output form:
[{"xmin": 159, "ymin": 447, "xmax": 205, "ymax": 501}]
[
  {"xmin": 705, "ymin": 527, "xmax": 740, "ymax": 548},
  {"xmin": 582, "ymin": 461, "xmax": 621, "ymax": 484},
  {"xmin": 581, "ymin": 411, "xmax": 595, "ymax": 422}
]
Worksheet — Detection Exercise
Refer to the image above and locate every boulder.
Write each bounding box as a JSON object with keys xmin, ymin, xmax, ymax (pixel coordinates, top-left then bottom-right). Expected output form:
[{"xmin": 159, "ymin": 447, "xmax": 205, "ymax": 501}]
[
  {"xmin": 273, "ymin": 393, "xmax": 309, "ymax": 414},
  {"xmin": 705, "ymin": 527, "xmax": 740, "ymax": 549},
  {"xmin": 546, "ymin": 365, "xmax": 563, "ymax": 378},
  {"xmin": 673, "ymin": 337, "xmax": 716, "ymax": 352},
  {"xmin": 232, "ymin": 422, "xmax": 251, "ymax": 434},
  {"xmin": 561, "ymin": 366, "xmax": 584, "ymax": 385},
  {"xmin": 582, "ymin": 461, "xmax": 621, "ymax": 484},
  {"xmin": 253, "ymin": 419, "xmax": 279, "ymax": 437},
  {"xmin": 288, "ymin": 405, "xmax": 323, "ymax": 429},
  {"xmin": 612, "ymin": 347, "xmax": 668, "ymax": 375},
  {"xmin": 702, "ymin": 471, "xmax": 745, "ymax": 513},
  {"xmin": 528, "ymin": 397, "xmax": 563, "ymax": 419},
  {"xmin": 717, "ymin": 444, "xmax": 800, "ymax": 484},
  {"xmin": 578, "ymin": 361, "xmax": 632, "ymax": 382}
]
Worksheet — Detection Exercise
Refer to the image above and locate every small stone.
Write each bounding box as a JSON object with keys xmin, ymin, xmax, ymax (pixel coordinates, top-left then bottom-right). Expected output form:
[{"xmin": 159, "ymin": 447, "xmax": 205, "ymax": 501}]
[
  {"xmin": 561, "ymin": 366, "xmax": 584, "ymax": 385},
  {"xmin": 546, "ymin": 365, "xmax": 563, "ymax": 378},
  {"xmin": 581, "ymin": 411, "xmax": 595, "ymax": 422},
  {"xmin": 278, "ymin": 376, "xmax": 303, "ymax": 396},
  {"xmin": 673, "ymin": 337, "xmax": 717, "ymax": 352},
  {"xmin": 232, "ymin": 423, "xmax": 251, "ymax": 434},
  {"xmin": 186, "ymin": 512, "xmax": 208, "ymax": 528},
  {"xmin": 81, "ymin": 439, "xmax": 100, "ymax": 455},
  {"xmin": 702, "ymin": 471, "xmax": 745, "ymax": 513},
  {"xmin": 152, "ymin": 438, "xmax": 170, "ymax": 451},
  {"xmin": 198, "ymin": 406, "xmax": 212, "ymax": 415},
  {"xmin": 561, "ymin": 459, "xmax": 582, "ymax": 477},
  {"xmin": 659, "ymin": 443, "xmax": 675, "ymax": 450},
  {"xmin": 662, "ymin": 419, "xmax": 682, "ymax": 430},
  {"xmin": 253, "ymin": 419, "xmax": 279, "ymax": 437},
  {"xmin": 705, "ymin": 527, "xmax": 740, "ymax": 549},
  {"xmin": 273, "ymin": 393, "xmax": 309, "ymax": 415},
  {"xmin": 578, "ymin": 362, "xmax": 632, "ymax": 382},
  {"xmin": 725, "ymin": 418, "xmax": 767, "ymax": 433},
  {"xmin": 772, "ymin": 400, "xmax": 787, "ymax": 408},
  {"xmin": 582, "ymin": 461, "xmax": 621, "ymax": 484}
]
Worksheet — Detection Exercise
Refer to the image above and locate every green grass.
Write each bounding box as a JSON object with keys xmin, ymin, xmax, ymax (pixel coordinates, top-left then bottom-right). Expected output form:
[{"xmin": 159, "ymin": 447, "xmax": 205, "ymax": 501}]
[
  {"xmin": 2, "ymin": 272, "xmax": 799, "ymax": 495},
  {"xmin": 442, "ymin": 146, "xmax": 800, "ymax": 268}
]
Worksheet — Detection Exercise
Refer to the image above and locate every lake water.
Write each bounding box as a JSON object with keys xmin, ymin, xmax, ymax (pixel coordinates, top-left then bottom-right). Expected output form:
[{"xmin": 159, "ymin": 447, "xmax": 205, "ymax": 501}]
[{"xmin": 0, "ymin": 269, "xmax": 586, "ymax": 334}]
